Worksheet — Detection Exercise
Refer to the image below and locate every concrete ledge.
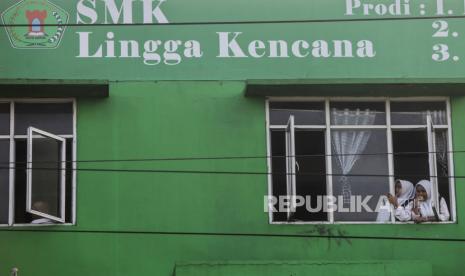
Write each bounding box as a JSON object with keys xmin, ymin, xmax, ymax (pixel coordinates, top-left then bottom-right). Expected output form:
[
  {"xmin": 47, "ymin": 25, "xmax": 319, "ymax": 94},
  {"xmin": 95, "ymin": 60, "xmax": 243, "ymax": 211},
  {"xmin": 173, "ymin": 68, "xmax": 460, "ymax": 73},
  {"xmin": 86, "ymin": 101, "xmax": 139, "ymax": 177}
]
[
  {"xmin": 0, "ymin": 84, "xmax": 109, "ymax": 98},
  {"xmin": 245, "ymin": 83, "xmax": 465, "ymax": 97},
  {"xmin": 175, "ymin": 260, "xmax": 432, "ymax": 276}
]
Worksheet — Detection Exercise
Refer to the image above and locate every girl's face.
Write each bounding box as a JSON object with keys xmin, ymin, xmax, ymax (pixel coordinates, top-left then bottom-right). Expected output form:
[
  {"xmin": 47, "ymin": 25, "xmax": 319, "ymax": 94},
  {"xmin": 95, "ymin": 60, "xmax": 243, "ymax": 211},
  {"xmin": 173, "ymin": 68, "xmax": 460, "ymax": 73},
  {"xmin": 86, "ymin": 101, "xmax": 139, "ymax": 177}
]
[
  {"xmin": 395, "ymin": 182, "xmax": 402, "ymax": 197},
  {"xmin": 416, "ymin": 185, "xmax": 427, "ymax": 201}
]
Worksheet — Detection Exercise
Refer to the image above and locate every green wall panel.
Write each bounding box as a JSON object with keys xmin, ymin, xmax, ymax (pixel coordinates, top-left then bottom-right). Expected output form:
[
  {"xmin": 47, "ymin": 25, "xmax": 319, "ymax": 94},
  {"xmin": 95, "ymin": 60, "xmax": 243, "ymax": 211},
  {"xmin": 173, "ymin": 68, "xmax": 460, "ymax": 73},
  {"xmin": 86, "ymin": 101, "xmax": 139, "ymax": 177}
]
[
  {"xmin": 0, "ymin": 82, "xmax": 463, "ymax": 275},
  {"xmin": 1, "ymin": 0, "xmax": 465, "ymax": 81}
]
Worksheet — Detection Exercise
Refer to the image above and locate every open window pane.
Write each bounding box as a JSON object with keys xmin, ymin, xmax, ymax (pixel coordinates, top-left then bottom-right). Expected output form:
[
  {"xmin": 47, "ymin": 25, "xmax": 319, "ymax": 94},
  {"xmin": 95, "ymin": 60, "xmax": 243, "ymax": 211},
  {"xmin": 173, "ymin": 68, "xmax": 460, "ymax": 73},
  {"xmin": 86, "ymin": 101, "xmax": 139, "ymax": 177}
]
[
  {"xmin": 270, "ymin": 129, "xmax": 287, "ymax": 222},
  {"xmin": 15, "ymin": 103, "xmax": 73, "ymax": 135},
  {"xmin": 427, "ymin": 116, "xmax": 440, "ymax": 209},
  {"xmin": 26, "ymin": 127, "xmax": 66, "ymax": 223},
  {"xmin": 269, "ymin": 102, "xmax": 325, "ymax": 125},
  {"xmin": 0, "ymin": 104, "xmax": 10, "ymax": 135},
  {"xmin": 285, "ymin": 116, "xmax": 296, "ymax": 221},
  {"xmin": 435, "ymin": 130, "xmax": 451, "ymax": 212},
  {"xmin": 332, "ymin": 129, "xmax": 389, "ymax": 221},
  {"xmin": 270, "ymin": 128, "xmax": 328, "ymax": 222},
  {"xmin": 390, "ymin": 101, "xmax": 447, "ymax": 125},
  {"xmin": 294, "ymin": 129, "xmax": 327, "ymax": 221},
  {"xmin": 0, "ymin": 140, "xmax": 9, "ymax": 224},
  {"xmin": 393, "ymin": 130, "xmax": 429, "ymax": 184},
  {"xmin": 330, "ymin": 102, "xmax": 386, "ymax": 125}
]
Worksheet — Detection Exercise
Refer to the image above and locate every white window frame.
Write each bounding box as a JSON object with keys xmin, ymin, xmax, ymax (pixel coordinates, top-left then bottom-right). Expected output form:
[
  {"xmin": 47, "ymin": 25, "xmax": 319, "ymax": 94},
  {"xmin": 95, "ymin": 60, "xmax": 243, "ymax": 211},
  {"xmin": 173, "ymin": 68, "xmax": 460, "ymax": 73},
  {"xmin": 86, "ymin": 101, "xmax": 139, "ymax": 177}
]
[
  {"xmin": 26, "ymin": 126, "xmax": 67, "ymax": 223},
  {"xmin": 285, "ymin": 115, "xmax": 297, "ymax": 221},
  {"xmin": 0, "ymin": 98, "xmax": 77, "ymax": 227},
  {"xmin": 266, "ymin": 97, "xmax": 456, "ymax": 225},
  {"xmin": 426, "ymin": 114, "xmax": 440, "ymax": 210}
]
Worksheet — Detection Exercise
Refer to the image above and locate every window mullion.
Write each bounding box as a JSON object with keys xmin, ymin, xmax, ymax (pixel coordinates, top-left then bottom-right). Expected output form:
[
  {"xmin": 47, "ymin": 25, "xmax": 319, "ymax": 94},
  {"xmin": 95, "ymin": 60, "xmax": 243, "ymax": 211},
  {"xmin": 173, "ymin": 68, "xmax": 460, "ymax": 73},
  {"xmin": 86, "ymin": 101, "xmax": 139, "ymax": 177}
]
[
  {"xmin": 325, "ymin": 99, "xmax": 334, "ymax": 223},
  {"xmin": 285, "ymin": 115, "xmax": 296, "ymax": 221},
  {"xmin": 386, "ymin": 100, "xmax": 395, "ymax": 223},
  {"xmin": 446, "ymin": 99, "xmax": 456, "ymax": 222},
  {"xmin": 60, "ymin": 134, "xmax": 66, "ymax": 222},
  {"xmin": 8, "ymin": 101, "xmax": 14, "ymax": 226},
  {"xmin": 427, "ymin": 115, "xmax": 440, "ymax": 210}
]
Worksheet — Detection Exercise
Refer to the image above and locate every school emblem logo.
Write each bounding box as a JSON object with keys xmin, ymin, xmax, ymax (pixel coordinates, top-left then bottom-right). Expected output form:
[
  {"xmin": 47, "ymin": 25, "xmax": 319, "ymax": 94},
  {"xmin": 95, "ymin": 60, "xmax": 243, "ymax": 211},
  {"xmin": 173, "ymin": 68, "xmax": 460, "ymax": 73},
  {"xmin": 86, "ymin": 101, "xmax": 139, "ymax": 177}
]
[{"xmin": 1, "ymin": 0, "xmax": 69, "ymax": 49}]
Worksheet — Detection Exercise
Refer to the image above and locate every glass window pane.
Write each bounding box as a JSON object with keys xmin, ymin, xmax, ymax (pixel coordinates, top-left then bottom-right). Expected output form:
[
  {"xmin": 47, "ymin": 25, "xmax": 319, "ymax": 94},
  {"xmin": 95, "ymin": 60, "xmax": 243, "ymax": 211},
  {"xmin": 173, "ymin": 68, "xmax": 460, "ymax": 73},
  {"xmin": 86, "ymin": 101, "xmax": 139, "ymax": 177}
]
[
  {"xmin": 330, "ymin": 102, "xmax": 386, "ymax": 125},
  {"xmin": 0, "ymin": 140, "xmax": 9, "ymax": 224},
  {"xmin": 269, "ymin": 102, "xmax": 325, "ymax": 125},
  {"xmin": 393, "ymin": 130, "xmax": 429, "ymax": 185},
  {"xmin": 29, "ymin": 132, "xmax": 63, "ymax": 221},
  {"xmin": 390, "ymin": 101, "xmax": 447, "ymax": 125},
  {"xmin": 270, "ymin": 129, "xmax": 287, "ymax": 222},
  {"xmin": 435, "ymin": 130, "xmax": 451, "ymax": 213},
  {"xmin": 294, "ymin": 130, "xmax": 327, "ymax": 221},
  {"xmin": 15, "ymin": 103, "xmax": 73, "ymax": 135},
  {"xmin": 0, "ymin": 104, "xmax": 9, "ymax": 135},
  {"xmin": 331, "ymin": 129, "xmax": 389, "ymax": 222}
]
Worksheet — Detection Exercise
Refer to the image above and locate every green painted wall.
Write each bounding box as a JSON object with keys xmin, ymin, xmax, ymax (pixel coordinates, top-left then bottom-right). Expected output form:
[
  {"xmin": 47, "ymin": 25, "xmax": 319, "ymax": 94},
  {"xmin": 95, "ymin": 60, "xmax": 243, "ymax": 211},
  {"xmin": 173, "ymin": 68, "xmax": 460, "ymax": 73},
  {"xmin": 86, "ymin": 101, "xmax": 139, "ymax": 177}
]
[
  {"xmin": 0, "ymin": 82, "xmax": 464, "ymax": 275},
  {"xmin": 2, "ymin": 0, "xmax": 465, "ymax": 80},
  {"xmin": 2, "ymin": 0, "xmax": 465, "ymax": 275}
]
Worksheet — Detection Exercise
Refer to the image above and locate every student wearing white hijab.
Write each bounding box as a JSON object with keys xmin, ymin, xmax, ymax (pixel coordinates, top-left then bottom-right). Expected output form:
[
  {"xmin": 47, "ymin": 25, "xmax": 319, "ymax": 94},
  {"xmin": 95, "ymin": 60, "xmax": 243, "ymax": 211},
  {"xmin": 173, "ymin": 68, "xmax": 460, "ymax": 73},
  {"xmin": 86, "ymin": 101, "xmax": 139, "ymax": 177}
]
[
  {"xmin": 387, "ymin": 179, "xmax": 415, "ymax": 221},
  {"xmin": 411, "ymin": 180, "xmax": 450, "ymax": 223}
]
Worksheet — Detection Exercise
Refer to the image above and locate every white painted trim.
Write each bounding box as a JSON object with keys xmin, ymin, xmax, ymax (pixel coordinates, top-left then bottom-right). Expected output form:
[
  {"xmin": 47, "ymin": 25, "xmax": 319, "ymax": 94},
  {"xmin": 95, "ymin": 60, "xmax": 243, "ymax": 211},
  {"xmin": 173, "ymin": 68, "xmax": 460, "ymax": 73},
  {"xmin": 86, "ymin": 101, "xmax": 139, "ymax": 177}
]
[
  {"xmin": 8, "ymin": 98, "xmax": 74, "ymax": 103},
  {"xmin": 427, "ymin": 116, "xmax": 440, "ymax": 210},
  {"xmin": 8, "ymin": 223, "xmax": 74, "ymax": 227},
  {"xmin": 386, "ymin": 100, "xmax": 396, "ymax": 223},
  {"xmin": 270, "ymin": 220, "xmax": 457, "ymax": 225},
  {"xmin": 72, "ymin": 99, "xmax": 77, "ymax": 225},
  {"xmin": 26, "ymin": 127, "xmax": 66, "ymax": 224},
  {"xmin": 268, "ymin": 97, "xmax": 326, "ymax": 102},
  {"xmin": 8, "ymin": 102, "xmax": 14, "ymax": 226},
  {"xmin": 268, "ymin": 96, "xmax": 450, "ymax": 102},
  {"xmin": 269, "ymin": 220, "xmax": 457, "ymax": 225},
  {"xmin": 285, "ymin": 116, "xmax": 296, "ymax": 221},
  {"xmin": 330, "ymin": 125, "xmax": 387, "ymax": 129},
  {"xmin": 270, "ymin": 125, "xmax": 325, "ymax": 129},
  {"xmin": 325, "ymin": 99, "xmax": 333, "ymax": 223},
  {"xmin": 14, "ymin": 135, "xmax": 74, "ymax": 139},
  {"xmin": 446, "ymin": 98, "xmax": 457, "ymax": 222},
  {"xmin": 328, "ymin": 97, "xmax": 387, "ymax": 102},
  {"xmin": 27, "ymin": 127, "xmax": 66, "ymax": 142},
  {"xmin": 265, "ymin": 98, "xmax": 273, "ymax": 224},
  {"xmin": 390, "ymin": 97, "xmax": 449, "ymax": 101},
  {"xmin": 270, "ymin": 221, "xmax": 332, "ymax": 225},
  {"xmin": 390, "ymin": 125, "xmax": 448, "ymax": 129}
]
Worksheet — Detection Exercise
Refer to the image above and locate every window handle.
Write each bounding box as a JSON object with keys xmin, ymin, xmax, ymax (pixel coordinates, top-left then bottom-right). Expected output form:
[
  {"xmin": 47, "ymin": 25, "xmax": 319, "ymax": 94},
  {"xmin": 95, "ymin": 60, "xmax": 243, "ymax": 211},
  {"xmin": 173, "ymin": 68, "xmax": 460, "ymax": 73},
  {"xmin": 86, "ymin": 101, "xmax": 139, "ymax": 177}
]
[{"xmin": 295, "ymin": 160, "xmax": 300, "ymax": 172}]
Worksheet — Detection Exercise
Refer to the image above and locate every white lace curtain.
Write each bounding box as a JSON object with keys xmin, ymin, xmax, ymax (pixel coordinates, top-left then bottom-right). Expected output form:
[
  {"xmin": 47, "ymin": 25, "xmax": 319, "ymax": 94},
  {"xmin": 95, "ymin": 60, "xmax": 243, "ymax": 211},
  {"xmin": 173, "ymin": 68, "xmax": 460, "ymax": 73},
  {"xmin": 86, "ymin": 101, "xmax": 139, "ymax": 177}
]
[
  {"xmin": 331, "ymin": 108, "xmax": 376, "ymax": 206},
  {"xmin": 436, "ymin": 131, "xmax": 448, "ymax": 176},
  {"xmin": 424, "ymin": 110, "xmax": 447, "ymax": 125}
]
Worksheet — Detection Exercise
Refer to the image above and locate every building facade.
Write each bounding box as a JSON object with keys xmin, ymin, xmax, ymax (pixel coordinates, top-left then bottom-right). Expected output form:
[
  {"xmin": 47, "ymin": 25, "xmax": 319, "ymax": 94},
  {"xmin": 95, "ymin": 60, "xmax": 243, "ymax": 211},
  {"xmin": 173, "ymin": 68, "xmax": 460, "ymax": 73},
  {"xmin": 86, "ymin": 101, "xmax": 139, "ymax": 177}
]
[{"xmin": 1, "ymin": 0, "xmax": 465, "ymax": 275}]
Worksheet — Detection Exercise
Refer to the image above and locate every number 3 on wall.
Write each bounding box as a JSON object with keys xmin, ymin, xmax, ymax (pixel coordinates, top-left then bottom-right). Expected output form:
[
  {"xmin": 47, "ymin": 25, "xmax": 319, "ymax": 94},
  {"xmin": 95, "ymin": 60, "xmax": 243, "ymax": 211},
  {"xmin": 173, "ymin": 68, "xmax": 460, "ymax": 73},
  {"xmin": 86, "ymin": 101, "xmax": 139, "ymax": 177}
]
[{"xmin": 432, "ymin": 44, "xmax": 450, "ymax": 62}]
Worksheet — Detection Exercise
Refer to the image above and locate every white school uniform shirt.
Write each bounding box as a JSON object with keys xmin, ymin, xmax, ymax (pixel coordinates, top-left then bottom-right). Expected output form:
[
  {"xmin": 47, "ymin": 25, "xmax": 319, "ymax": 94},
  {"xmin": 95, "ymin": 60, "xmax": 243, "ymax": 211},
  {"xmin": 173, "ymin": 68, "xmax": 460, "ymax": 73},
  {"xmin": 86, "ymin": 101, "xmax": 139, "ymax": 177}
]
[
  {"xmin": 31, "ymin": 218, "xmax": 53, "ymax": 224},
  {"xmin": 393, "ymin": 180, "xmax": 415, "ymax": 222},
  {"xmin": 410, "ymin": 180, "xmax": 450, "ymax": 222}
]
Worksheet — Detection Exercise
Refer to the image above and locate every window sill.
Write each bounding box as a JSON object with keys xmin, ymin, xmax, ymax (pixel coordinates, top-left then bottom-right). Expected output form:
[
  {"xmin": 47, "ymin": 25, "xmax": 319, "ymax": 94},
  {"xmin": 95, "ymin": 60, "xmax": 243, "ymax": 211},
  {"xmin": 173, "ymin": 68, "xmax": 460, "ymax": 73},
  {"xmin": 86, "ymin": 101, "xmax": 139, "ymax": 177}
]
[
  {"xmin": 0, "ymin": 223, "xmax": 75, "ymax": 228},
  {"xmin": 270, "ymin": 221, "xmax": 457, "ymax": 225}
]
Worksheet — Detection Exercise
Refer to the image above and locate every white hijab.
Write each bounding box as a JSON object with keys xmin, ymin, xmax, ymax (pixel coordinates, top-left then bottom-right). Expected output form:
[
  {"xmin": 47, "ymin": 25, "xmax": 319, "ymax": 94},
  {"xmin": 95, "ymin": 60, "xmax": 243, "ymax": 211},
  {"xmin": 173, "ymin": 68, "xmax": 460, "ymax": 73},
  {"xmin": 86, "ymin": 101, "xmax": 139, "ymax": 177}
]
[
  {"xmin": 396, "ymin": 180, "xmax": 415, "ymax": 206},
  {"xmin": 415, "ymin": 180, "xmax": 435, "ymax": 217}
]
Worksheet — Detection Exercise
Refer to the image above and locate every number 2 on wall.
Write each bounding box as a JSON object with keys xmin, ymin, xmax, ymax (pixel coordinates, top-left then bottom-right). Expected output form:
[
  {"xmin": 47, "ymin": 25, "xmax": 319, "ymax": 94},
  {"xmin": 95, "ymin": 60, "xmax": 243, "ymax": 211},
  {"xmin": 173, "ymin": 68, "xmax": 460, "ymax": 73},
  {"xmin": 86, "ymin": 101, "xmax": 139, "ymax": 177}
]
[{"xmin": 432, "ymin": 20, "xmax": 449, "ymax": 37}]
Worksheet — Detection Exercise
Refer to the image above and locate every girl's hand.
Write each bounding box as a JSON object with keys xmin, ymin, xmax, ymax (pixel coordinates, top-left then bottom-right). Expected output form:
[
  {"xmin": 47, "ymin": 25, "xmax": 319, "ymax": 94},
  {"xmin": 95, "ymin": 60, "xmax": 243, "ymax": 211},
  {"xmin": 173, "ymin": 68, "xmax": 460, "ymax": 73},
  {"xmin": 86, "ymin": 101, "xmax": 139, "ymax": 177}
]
[
  {"xmin": 387, "ymin": 193, "xmax": 398, "ymax": 207},
  {"xmin": 412, "ymin": 199, "xmax": 420, "ymax": 214}
]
